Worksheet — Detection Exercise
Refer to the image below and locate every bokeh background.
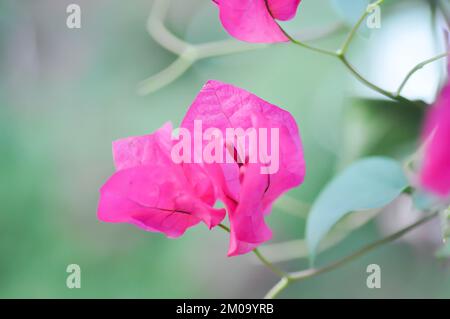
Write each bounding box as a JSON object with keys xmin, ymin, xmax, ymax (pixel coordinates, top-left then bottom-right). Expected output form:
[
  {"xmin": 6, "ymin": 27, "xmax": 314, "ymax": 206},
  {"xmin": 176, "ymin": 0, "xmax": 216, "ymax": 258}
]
[{"xmin": 1, "ymin": 0, "xmax": 450, "ymax": 298}]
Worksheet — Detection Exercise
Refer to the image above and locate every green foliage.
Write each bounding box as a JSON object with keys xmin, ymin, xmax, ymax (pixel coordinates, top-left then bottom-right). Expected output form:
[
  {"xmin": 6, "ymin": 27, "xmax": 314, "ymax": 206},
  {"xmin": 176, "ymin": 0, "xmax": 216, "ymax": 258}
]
[
  {"xmin": 340, "ymin": 98, "xmax": 424, "ymax": 166},
  {"xmin": 306, "ymin": 157, "xmax": 409, "ymax": 261}
]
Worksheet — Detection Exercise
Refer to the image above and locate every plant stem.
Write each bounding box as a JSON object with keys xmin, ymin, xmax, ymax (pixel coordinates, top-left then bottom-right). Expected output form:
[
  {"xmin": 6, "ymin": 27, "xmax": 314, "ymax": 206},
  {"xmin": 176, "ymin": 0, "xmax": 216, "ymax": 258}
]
[
  {"xmin": 146, "ymin": 0, "xmax": 189, "ymax": 55},
  {"xmin": 222, "ymin": 211, "xmax": 438, "ymax": 299},
  {"xmin": 338, "ymin": 55, "xmax": 419, "ymax": 107},
  {"xmin": 218, "ymin": 224, "xmax": 288, "ymax": 278},
  {"xmin": 264, "ymin": 211, "xmax": 439, "ymax": 299},
  {"xmin": 396, "ymin": 52, "xmax": 449, "ymax": 96},
  {"xmin": 338, "ymin": 55, "xmax": 393, "ymax": 98},
  {"xmin": 289, "ymin": 211, "xmax": 438, "ymax": 280},
  {"xmin": 218, "ymin": 223, "xmax": 230, "ymax": 233},
  {"xmin": 279, "ymin": 0, "xmax": 427, "ymax": 108},
  {"xmin": 278, "ymin": 24, "xmax": 339, "ymax": 58},
  {"xmin": 264, "ymin": 276, "xmax": 290, "ymax": 299},
  {"xmin": 142, "ymin": 0, "xmax": 345, "ymax": 95},
  {"xmin": 339, "ymin": 3, "xmax": 371, "ymax": 55},
  {"xmin": 339, "ymin": 0, "xmax": 385, "ymax": 54},
  {"xmin": 253, "ymin": 248, "xmax": 289, "ymax": 278}
]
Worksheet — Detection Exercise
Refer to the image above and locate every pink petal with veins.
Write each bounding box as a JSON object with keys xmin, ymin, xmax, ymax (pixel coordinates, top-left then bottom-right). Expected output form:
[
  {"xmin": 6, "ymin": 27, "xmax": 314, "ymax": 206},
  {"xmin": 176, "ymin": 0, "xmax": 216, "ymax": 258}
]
[
  {"xmin": 182, "ymin": 80, "xmax": 305, "ymax": 255},
  {"xmin": 98, "ymin": 123, "xmax": 225, "ymax": 237}
]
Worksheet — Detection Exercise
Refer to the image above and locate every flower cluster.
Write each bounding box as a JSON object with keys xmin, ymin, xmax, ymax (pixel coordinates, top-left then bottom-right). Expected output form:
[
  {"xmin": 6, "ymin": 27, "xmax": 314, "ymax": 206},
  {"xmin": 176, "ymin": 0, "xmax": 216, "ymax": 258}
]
[{"xmin": 98, "ymin": 81, "xmax": 306, "ymax": 256}]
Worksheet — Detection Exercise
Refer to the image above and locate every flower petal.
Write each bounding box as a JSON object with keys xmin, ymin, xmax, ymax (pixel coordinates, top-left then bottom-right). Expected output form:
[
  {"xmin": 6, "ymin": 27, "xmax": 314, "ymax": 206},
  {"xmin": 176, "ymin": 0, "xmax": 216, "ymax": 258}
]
[
  {"xmin": 113, "ymin": 122, "xmax": 173, "ymax": 171},
  {"xmin": 214, "ymin": 0, "xmax": 289, "ymax": 43},
  {"xmin": 182, "ymin": 80, "xmax": 305, "ymax": 255},
  {"xmin": 227, "ymin": 163, "xmax": 272, "ymax": 256},
  {"xmin": 98, "ymin": 166, "xmax": 200, "ymax": 238},
  {"xmin": 100, "ymin": 122, "xmax": 226, "ymax": 234},
  {"xmin": 267, "ymin": 0, "xmax": 301, "ymax": 21},
  {"xmin": 98, "ymin": 165, "xmax": 226, "ymax": 236},
  {"xmin": 420, "ymin": 82, "xmax": 450, "ymax": 197}
]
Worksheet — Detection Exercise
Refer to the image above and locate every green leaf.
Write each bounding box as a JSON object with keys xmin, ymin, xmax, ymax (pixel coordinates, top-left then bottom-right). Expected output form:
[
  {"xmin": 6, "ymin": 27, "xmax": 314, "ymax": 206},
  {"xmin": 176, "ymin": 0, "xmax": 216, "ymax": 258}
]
[
  {"xmin": 338, "ymin": 98, "xmax": 423, "ymax": 168},
  {"xmin": 306, "ymin": 157, "xmax": 409, "ymax": 261}
]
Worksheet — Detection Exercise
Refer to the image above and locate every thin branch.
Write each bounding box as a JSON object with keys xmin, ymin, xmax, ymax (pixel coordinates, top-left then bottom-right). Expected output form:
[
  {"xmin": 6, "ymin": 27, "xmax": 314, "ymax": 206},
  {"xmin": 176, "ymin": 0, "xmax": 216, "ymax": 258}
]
[
  {"xmin": 253, "ymin": 248, "xmax": 289, "ymax": 278},
  {"xmin": 218, "ymin": 223, "xmax": 230, "ymax": 232},
  {"xmin": 138, "ymin": 52, "xmax": 196, "ymax": 95},
  {"xmin": 289, "ymin": 211, "xmax": 438, "ymax": 281},
  {"xmin": 218, "ymin": 223, "xmax": 288, "ymax": 278},
  {"xmin": 338, "ymin": 55, "xmax": 419, "ymax": 107},
  {"xmin": 196, "ymin": 22, "xmax": 346, "ymax": 59},
  {"xmin": 279, "ymin": 0, "xmax": 425, "ymax": 108},
  {"xmin": 146, "ymin": 0, "xmax": 190, "ymax": 55},
  {"xmin": 257, "ymin": 209, "xmax": 379, "ymax": 263},
  {"xmin": 142, "ymin": 0, "xmax": 345, "ymax": 94},
  {"xmin": 339, "ymin": 0, "xmax": 385, "ymax": 55},
  {"xmin": 396, "ymin": 52, "xmax": 449, "ymax": 96},
  {"xmin": 264, "ymin": 277, "xmax": 289, "ymax": 299},
  {"xmin": 264, "ymin": 211, "xmax": 439, "ymax": 298},
  {"xmin": 278, "ymin": 22, "xmax": 338, "ymax": 57}
]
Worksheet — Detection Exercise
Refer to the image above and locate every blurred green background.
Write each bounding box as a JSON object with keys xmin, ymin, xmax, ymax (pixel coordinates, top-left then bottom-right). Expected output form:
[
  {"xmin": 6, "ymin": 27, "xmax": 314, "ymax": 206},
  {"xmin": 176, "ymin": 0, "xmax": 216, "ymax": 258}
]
[{"xmin": 0, "ymin": 0, "xmax": 449, "ymax": 298}]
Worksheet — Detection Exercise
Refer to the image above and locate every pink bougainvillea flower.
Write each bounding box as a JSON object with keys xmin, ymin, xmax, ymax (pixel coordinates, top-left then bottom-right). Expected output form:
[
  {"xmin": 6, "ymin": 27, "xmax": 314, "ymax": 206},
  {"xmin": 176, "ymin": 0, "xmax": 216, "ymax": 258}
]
[
  {"xmin": 98, "ymin": 123, "xmax": 226, "ymax": 238},
  {"xmin": 98, "ymin": 81, "xmax": 306, "ymax": 256},
  {"xmin": 181, "ymin": 80, "xmax": 305, "ymax": 256},
  {"xmin": 420, "ymin": 78, "xmax": 450, "ymax": 197},
  {"xmin": 212, "ymin": 0, "xmax": 302, "ymax": 43}
]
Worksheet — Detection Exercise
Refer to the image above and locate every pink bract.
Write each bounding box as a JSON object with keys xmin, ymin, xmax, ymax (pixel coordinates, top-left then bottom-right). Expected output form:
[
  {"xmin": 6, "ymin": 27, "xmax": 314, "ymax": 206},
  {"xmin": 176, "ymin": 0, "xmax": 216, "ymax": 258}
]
[
  {"xmin": 212, "ymin": 0, "xmax": 302, "ymax": 43},
  {"xmin": 98, "ymin": 81, "xmax": 306, "ymax": 257},
  {"xmin": 420, "ymin": 79, "xmax": 450, "ymax": 197},
  {"xmin": 181, "ymin": 80, "xmax": 306, "ymax": 256},
  {"xmin": 97, "ymin": 123, "xmax": 226, "ymax": 238}
]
